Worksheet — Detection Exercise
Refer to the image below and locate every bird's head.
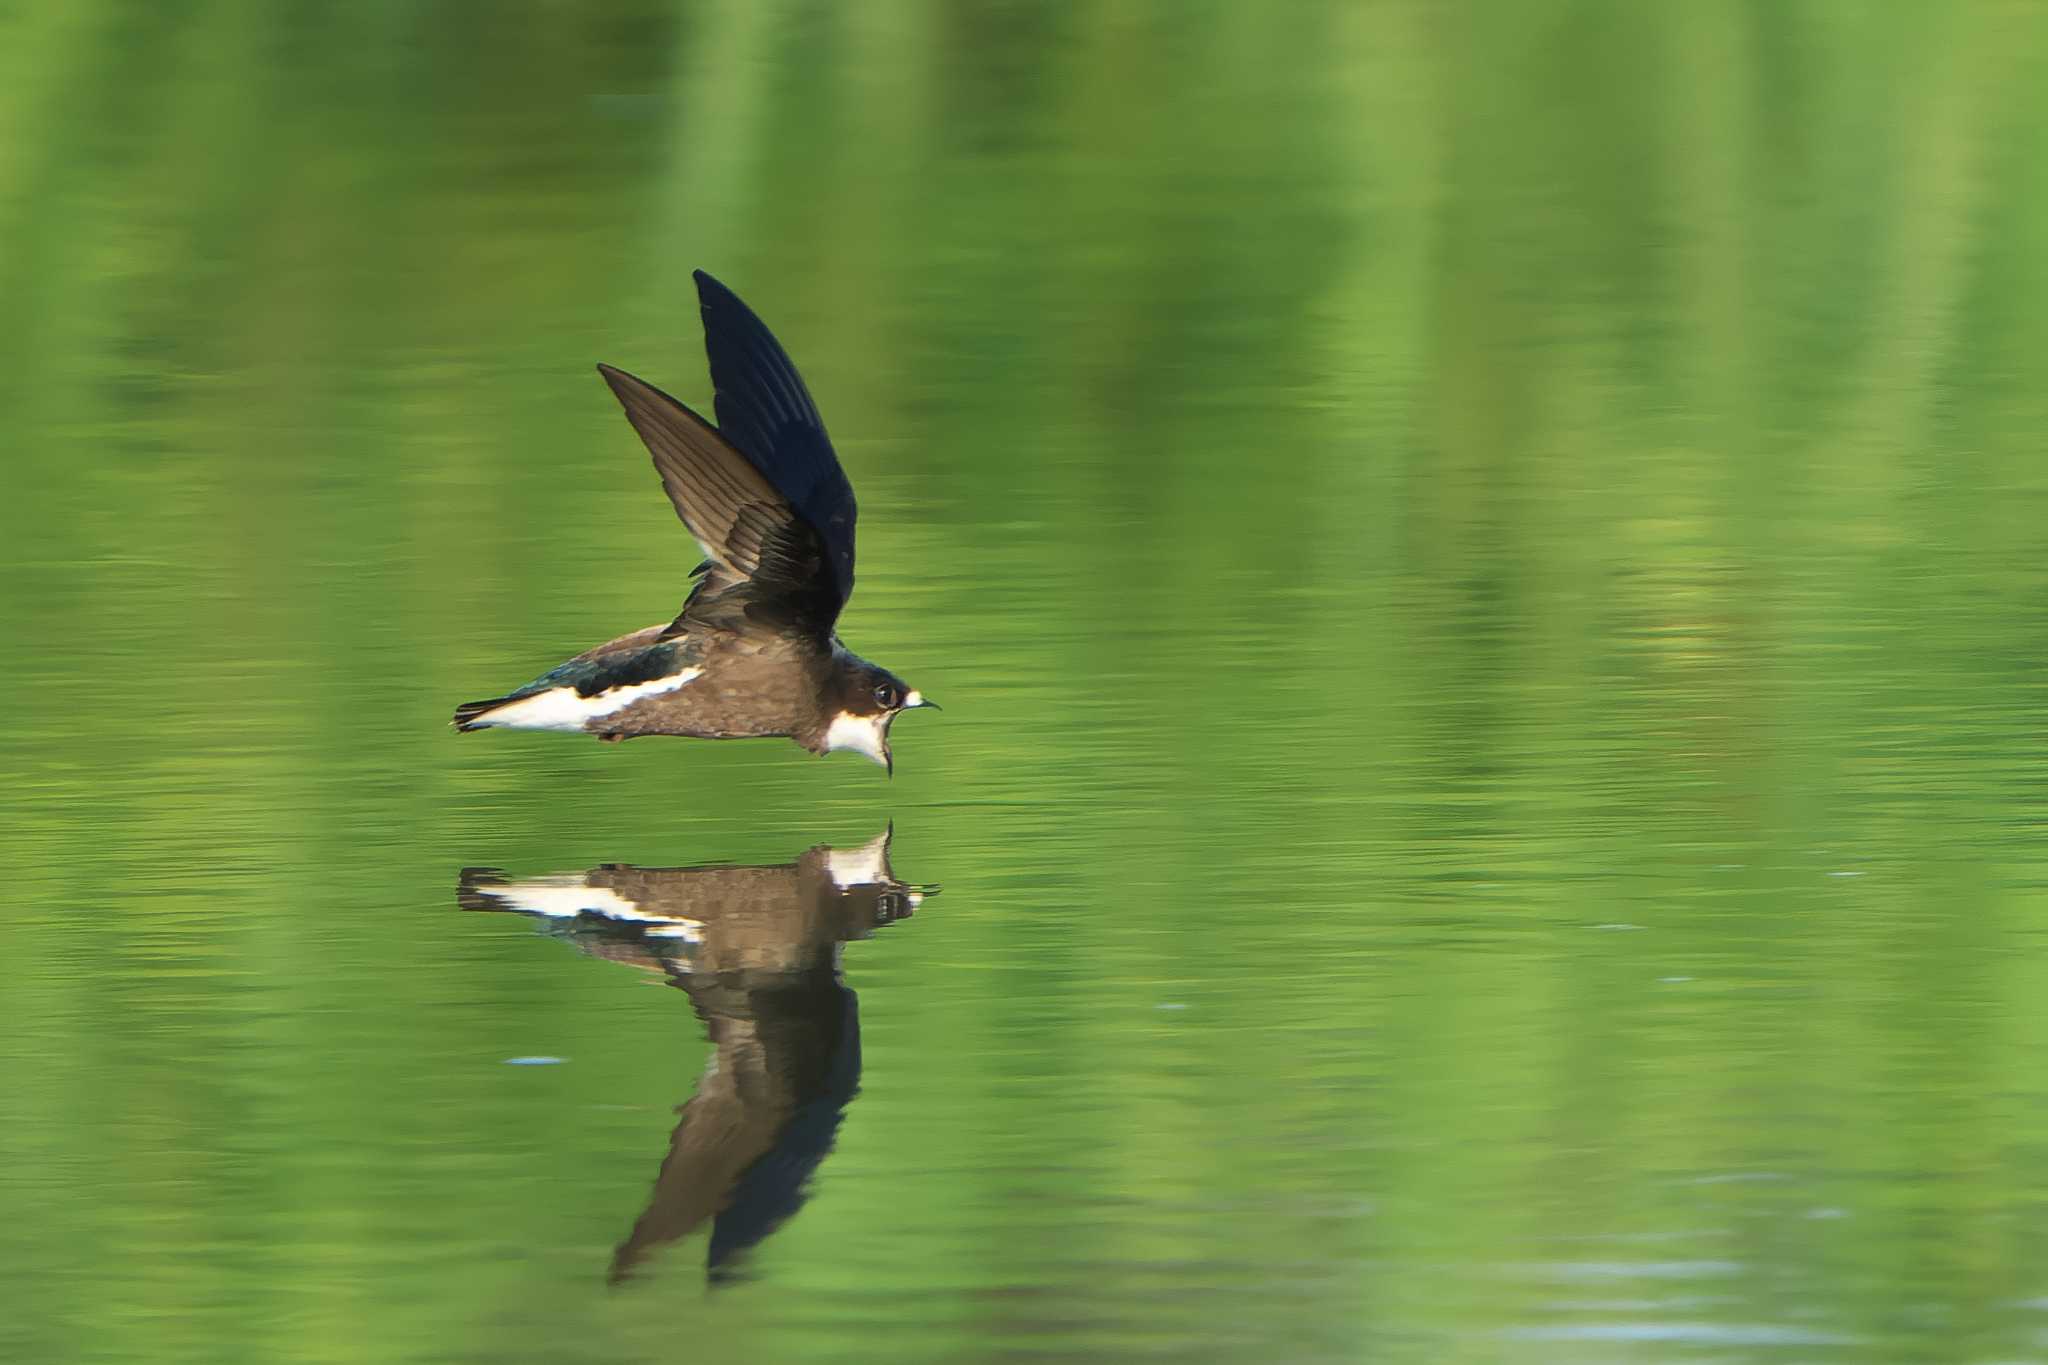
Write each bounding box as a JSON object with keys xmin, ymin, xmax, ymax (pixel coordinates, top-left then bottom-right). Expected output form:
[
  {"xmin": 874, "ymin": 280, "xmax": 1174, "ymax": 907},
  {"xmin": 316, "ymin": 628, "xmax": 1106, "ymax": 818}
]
[
  {"xmin": 820, "ymin": 660, "xmax": 938, "ymax": 775},
  {"xmin": 821, "ymin": 826, "xmax": 939, "ymax": 926}
]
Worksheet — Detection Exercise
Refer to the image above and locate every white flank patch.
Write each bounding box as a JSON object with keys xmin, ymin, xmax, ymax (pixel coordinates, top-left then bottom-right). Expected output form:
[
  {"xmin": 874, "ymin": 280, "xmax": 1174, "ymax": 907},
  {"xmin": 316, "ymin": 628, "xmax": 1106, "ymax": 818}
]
[
  {"xmin": 480, "ymin": 876, "xmax": 701, "ymax": 939},
  {"xmin": 823, "ymin": 710, "xmax": 889, "ymax": 768},
  {"xmin": 479, "ymin": 879, "xmax": 644, "ymax": 920},
  {"xmin": 479, "ymin": 667, "xmax": 703, "ymax": 733}
]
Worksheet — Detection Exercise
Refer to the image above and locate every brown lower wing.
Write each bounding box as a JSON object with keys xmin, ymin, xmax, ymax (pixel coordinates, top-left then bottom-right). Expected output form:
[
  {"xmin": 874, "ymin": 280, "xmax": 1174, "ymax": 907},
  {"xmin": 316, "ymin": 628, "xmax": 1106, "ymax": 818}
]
[{"xmin": 597, "ymin": 364, "xmax": 840, "ymax": 636}]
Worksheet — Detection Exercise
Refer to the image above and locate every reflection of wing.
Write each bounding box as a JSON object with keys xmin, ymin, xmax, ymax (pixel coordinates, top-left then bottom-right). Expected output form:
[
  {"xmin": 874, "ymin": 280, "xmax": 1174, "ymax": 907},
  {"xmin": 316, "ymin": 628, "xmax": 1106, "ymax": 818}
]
[
  {"xmin": 598, "ymin": 364, "xmax": 842, "ymax": 635},
  {"xmin": 610, "ymin": 974, "xmax": 860, "ymax": 1285},
  {"xmin": 708, "ymin": 986, "xmax": 862, "ymax": 1281}
]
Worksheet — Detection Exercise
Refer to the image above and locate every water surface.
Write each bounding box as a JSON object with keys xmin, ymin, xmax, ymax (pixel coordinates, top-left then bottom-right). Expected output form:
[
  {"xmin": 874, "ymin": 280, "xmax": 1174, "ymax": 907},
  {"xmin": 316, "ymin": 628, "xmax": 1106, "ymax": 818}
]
[{"xmin": 4, "ymin": 3, "xmax": 2048, "ymax": 1361}]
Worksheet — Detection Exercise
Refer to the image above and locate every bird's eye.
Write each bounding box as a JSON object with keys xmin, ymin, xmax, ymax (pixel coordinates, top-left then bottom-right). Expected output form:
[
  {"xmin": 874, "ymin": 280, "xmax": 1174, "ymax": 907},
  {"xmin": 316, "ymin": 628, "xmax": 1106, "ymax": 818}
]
[{"xmin": 873, "ymin": 682, "xmax": 901, "ymax": 709}]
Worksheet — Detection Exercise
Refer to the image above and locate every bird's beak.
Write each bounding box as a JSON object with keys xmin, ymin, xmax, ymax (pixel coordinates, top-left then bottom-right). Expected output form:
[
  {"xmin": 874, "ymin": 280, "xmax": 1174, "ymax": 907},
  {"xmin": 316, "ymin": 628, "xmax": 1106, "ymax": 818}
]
[{"xmin": 903, "ymin": 690, "xmax": 941, "ymax": 712}]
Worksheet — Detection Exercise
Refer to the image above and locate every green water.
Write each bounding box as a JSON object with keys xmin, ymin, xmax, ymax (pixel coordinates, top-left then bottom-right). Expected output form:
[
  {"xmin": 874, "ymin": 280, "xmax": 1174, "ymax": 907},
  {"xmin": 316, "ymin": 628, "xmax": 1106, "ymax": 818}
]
[{"xmin": 5, "ymin": 2, "xmax": 2048, "ymax": 1361}]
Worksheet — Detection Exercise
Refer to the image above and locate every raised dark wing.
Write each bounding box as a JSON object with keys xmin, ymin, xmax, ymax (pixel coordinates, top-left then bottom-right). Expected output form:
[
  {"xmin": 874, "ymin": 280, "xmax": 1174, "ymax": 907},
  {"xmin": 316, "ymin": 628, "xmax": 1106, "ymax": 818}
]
[
  {"xmin": 597, "ymin": 364, "xmax": 841, "ymax": 635},
  {"xmin": 693, "ymin": 270, "xmax": 857, "ymax": 611}
]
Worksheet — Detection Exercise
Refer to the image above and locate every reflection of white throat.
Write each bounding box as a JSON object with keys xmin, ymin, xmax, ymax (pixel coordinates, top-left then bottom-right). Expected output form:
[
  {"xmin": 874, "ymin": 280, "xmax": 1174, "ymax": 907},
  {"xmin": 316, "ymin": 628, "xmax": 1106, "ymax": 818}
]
[
  {"xmin": 823, "ymin": 710, "xmax": 889, "ymax": 767},
  {"xmin": 825, "ymin": 832, "xmax": 891, "ymax": 887}
]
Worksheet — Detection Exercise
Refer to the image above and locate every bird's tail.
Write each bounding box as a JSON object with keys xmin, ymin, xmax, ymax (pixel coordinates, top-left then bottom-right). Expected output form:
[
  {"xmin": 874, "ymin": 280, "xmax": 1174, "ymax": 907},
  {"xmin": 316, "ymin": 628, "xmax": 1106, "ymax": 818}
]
[{"xmin": 451, "ymin": 697, "xmax": 510, "ymax": 731}]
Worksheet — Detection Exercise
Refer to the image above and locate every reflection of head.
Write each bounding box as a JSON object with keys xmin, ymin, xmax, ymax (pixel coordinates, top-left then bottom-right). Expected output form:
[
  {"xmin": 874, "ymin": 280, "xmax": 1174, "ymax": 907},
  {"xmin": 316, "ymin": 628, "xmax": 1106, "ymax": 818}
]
[{"xmin": 456, "ymin": 829, "xmax": 930, "ymax": 1284}]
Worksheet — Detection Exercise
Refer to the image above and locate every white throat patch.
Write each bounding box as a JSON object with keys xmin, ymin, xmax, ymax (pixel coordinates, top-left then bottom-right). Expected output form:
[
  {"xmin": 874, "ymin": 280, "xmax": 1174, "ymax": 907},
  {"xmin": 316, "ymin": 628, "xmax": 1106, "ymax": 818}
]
[{"xmin": 823, "ymin": 710, "xmax": 890, "ymax": 768}]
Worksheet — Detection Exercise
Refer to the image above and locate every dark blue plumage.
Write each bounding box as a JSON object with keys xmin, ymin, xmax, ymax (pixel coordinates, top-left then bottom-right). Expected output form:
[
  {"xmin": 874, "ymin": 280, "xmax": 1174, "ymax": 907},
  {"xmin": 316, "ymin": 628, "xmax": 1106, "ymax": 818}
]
[
  {"xmin": 693, "ymin": 270, "xmax": 858, "ymax": 612},
  {"xmin": 521, "ymin": 640, "xmax": 682, "ymax": 698}
]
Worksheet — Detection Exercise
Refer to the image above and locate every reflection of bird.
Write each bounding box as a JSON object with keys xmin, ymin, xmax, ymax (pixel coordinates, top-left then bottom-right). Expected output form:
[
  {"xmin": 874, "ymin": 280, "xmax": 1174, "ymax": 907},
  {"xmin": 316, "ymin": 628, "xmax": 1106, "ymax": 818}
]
[
  {"xmin": 453, "ymin": 270, "xmax": 937, "ymax": 773},
  {"xmin": 457, "ymin": 829, "xmax": 930, "ymax": 1284}
]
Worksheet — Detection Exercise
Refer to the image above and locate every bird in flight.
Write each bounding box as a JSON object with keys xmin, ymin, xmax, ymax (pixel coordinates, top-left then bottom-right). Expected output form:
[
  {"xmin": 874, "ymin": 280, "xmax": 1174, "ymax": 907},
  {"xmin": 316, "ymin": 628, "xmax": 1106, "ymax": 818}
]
[{"xmin": 452, "ymin": 270, "xmax": 936, "ymax": 773}]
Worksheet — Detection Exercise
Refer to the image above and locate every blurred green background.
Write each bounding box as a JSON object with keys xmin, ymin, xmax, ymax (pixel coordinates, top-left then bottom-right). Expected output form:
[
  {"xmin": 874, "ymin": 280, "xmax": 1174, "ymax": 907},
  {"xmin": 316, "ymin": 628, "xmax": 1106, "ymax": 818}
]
[{"xmin": 4, "ymin": 1, "xmax": 2048, "ymax": 1361}]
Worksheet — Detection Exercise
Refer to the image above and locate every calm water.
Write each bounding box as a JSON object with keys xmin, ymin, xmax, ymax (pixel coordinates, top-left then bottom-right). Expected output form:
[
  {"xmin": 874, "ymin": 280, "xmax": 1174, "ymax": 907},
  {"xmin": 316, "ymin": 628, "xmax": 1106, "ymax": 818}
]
[{"xmin": 5, "ymin": 3, "xmax": 2048, "ymax": 1361}]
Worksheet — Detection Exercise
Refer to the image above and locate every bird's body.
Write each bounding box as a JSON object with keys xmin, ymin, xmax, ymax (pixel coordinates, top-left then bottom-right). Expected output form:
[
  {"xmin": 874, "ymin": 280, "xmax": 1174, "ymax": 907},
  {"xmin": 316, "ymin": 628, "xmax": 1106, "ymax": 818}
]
[
  {"xmin": 455, "ymin": 624, "xmax": 864, "ymax": 750},
  {"xmin": 453, "ymin": 271, "xmax": 934, "ymax": 771}
]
